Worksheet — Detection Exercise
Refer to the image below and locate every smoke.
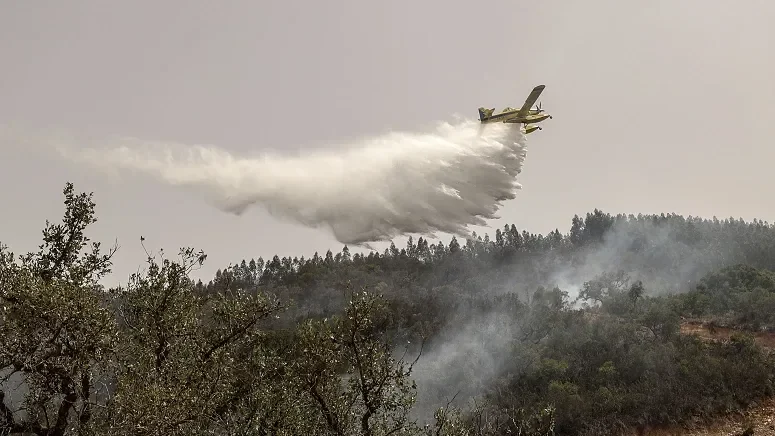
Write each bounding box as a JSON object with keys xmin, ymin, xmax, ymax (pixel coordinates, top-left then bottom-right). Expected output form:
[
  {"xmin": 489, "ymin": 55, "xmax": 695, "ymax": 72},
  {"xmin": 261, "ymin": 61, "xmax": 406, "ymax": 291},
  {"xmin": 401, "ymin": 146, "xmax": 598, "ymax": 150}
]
[
  {"xmin": 410, "ymin": 310, "xmax": 523, "ymax": 423},
  {"xmin": 473, "ymin": 215, "xmax": 739, "ymax": 312},
  {"xmin": 406, "ymin": 216, "xmax": 745, "ymax": 421},
  {"xmin": 54, "ymin": 120, "xmax": 529, "ymax": 246}
]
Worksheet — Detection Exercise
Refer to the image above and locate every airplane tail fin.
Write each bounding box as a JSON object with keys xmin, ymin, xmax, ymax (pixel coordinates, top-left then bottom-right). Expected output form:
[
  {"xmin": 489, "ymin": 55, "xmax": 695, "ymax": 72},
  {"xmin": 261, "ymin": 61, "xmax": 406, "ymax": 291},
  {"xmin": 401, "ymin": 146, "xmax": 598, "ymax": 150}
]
[{"xmin": 478, "ymin": 107, "xmax": 494, "ymax": 121}]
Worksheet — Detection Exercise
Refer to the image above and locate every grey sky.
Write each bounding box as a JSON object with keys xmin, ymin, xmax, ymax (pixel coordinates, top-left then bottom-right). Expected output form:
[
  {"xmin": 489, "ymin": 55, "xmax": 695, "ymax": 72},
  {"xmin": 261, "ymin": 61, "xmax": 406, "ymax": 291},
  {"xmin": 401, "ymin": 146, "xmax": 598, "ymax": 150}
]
[{"xmin": 1, "ymin": 1, "xmax": 774, "ymax": 285}]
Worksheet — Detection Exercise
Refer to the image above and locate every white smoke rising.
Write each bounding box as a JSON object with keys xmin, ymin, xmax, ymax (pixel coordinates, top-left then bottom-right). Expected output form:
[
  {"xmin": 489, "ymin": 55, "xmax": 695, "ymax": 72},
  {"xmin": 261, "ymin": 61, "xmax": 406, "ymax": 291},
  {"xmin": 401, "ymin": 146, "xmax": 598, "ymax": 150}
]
[
  {"xmin": 55, "ymin": 120, "xmax": 530, "ymax": 245},
  {"xmin": 410, "ymin": 311, "xmax": 522, "ymax": 422}
]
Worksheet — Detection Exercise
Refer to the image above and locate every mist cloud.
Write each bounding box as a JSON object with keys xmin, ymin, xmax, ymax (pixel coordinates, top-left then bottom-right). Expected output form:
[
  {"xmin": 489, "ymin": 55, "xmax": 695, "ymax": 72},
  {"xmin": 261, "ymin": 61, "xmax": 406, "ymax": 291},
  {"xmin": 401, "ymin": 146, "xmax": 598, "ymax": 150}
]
[{"xmin": 53, "ymin": 120, "xmax": 530, "ymax": 246}]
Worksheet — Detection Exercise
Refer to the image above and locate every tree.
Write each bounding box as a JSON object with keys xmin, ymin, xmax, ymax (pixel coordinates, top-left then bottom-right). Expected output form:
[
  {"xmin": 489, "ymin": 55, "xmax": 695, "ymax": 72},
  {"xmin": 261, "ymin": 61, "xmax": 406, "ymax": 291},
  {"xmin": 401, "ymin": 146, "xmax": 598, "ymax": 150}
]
[
  {"xmin": 100, "ymin": 245, "xmax": 286, "ymax": 435},
  {"xmin": 577, "ymin": 270, "xmax": 631, "ymax": 306},
  {"xmin": 0, "ymin": 182, "xmax": 117, "ymax": 435},
  {"xmin": 293, "ymin": 290, "xmax": 424, "ymax": 436},
  {"xmin": 628, "ymin": 280, "xmax": 644, "ymax": 308}
]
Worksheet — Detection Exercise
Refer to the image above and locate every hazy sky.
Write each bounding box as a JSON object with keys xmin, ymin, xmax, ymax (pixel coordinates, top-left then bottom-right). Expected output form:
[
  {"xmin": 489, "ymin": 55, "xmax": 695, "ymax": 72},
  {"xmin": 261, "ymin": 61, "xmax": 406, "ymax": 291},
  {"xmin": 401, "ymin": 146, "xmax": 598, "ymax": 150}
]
[{"xmin": 1, "ymin": 1, "xmax": 774, "ymax": 285}]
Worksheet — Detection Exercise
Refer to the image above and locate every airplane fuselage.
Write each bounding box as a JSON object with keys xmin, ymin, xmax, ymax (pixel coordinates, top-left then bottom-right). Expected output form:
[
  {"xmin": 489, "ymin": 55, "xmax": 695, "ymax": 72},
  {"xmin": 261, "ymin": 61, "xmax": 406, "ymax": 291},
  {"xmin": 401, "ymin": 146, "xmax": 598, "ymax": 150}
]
[
  {"xmin": 481, "ymin": 111, "xmax": 552, "ymax": 124},
  {"xmin": 505, "ymin": 113, "xmax": 552, "ymax": 124}
]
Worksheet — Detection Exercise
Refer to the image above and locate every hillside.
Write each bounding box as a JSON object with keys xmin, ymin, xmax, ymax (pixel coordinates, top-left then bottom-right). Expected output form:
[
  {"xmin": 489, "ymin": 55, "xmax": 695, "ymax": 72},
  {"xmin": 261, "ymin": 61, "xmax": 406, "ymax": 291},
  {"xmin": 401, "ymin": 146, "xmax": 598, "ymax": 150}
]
[{"xmin": 2, "ymin": 183, "xmax": 775, "ymax": 436}]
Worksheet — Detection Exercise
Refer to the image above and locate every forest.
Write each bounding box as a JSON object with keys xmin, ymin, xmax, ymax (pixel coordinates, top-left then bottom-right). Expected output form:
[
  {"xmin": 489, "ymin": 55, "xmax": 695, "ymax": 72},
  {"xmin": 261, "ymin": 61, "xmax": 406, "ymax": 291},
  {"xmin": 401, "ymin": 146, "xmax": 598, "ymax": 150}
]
[{"xmin": 1, "ymin": 183, "xmax": 774, "ymax": 436}]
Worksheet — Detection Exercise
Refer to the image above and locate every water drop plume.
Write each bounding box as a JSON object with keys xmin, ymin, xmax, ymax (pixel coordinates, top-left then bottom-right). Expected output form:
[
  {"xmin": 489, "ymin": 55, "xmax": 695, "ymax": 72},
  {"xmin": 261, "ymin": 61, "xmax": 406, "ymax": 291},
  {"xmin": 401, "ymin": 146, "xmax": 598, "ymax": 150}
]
[{"xmin": 56, "ymin": 119, "xmax": 530, "ymax": 245}]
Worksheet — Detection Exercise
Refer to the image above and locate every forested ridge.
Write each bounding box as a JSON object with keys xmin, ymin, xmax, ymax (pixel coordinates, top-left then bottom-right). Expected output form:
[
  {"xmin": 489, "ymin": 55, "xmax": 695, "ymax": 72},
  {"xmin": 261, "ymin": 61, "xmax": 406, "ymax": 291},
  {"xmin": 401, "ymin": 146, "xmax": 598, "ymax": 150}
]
[{"xmin": 2, "ymin": 183, "xmax": 775, "ymax": 435}]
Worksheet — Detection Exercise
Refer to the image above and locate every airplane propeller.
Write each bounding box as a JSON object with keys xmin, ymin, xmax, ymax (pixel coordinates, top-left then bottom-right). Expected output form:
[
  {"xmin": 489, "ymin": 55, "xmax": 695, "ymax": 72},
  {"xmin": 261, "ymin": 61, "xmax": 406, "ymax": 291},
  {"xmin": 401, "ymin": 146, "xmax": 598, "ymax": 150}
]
[{"xmin": 535, "ymin": 102, "xmax": 543, "ymax": 112}]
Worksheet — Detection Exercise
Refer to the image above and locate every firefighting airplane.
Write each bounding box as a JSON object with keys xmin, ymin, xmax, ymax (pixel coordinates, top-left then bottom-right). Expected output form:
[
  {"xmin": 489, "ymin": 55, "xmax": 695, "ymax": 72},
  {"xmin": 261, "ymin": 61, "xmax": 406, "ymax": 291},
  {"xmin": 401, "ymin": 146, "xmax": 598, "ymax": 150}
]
[{"xmin": 478, "ymin": 84, "xmax": 552, "ymax": 134}]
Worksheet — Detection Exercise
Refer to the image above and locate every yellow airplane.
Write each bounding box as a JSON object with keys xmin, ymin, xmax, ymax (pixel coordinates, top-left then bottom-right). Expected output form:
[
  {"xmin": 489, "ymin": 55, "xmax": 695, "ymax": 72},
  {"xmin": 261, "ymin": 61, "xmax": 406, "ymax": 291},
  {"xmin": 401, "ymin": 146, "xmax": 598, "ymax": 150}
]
[{"xmin": 478, "ymin": 85, "xmax": 552, "ymax": 129}]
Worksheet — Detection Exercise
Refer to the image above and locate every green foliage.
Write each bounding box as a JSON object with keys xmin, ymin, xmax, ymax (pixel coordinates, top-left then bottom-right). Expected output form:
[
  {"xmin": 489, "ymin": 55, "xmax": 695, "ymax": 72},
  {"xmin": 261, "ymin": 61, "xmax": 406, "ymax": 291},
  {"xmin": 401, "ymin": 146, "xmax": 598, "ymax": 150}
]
[
  {"xmin": 290, "ymin": 291, "xmax": 424, "ymax": 436},
  {"xmin": 0, "ymin": 183, "xmax": 117, "ymax": 436},
  {"xmin": 97, "ymin": 246, "xmax": 288, "ymax": 435},
  {"xmin": 5, "ymin": 183, "xmax": 775, "ymax": 436},
  {"xmin": 678, "ymin": 264, "xmax": 775, "ymax": 329}
]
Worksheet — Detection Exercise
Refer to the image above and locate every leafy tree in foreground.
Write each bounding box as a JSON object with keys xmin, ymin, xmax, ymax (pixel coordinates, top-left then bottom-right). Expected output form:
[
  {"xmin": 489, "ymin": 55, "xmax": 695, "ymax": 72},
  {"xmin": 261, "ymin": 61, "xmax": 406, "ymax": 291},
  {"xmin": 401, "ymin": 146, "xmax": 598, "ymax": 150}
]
[
  {"xmin": 96, "ymin": 245, "xmax": 289, "ymax": 435},
  {"xmin": 0, "ymin": 183, "xmax": 118, "ymax": 435}
]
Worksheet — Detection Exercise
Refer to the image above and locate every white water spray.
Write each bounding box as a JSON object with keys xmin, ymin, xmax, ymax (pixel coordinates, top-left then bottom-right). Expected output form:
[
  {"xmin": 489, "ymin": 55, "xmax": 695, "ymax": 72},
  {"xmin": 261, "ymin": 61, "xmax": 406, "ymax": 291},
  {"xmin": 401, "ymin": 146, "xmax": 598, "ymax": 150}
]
[{"xmin": 51, "ymin": 119, "xmax": 529, "ymax": 245}]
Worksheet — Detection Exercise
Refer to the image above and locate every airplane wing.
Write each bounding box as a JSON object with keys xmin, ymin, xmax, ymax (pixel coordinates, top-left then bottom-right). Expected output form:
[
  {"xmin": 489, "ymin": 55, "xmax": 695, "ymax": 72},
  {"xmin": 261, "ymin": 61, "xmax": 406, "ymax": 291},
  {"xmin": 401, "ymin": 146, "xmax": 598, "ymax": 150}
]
[{"xmin": 516, "ymin": 85, "xmax": 545, "ymax": 116}]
